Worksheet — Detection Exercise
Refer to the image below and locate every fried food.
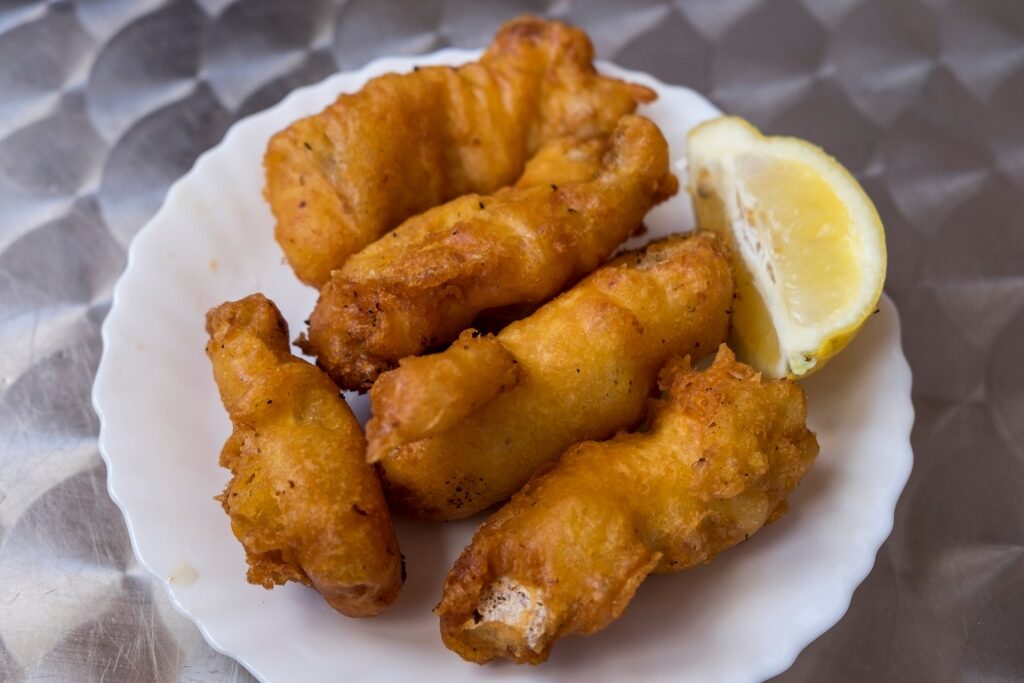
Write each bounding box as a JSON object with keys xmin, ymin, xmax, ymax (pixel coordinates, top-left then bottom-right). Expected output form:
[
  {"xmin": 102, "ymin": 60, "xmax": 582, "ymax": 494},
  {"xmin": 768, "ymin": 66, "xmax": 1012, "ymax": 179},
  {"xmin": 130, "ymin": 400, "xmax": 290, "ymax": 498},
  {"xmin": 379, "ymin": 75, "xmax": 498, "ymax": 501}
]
[
  {"xmin": 367, "ymin": 232, "xmax": 733, "ymax": 519},
  {"xmin": 437, "ymin": 346, "xmax": 819, "ymax": 663},
  {"xmin": 302, "ymin": 115, "xmax": 679, "ymax": 390},
  {"xmin": 205, "ymin": 294, "xmax": 402, "ymax": 617},
  {"xmin": 265, "ymin": 16, "xmax": 656, "ymax": 287}
]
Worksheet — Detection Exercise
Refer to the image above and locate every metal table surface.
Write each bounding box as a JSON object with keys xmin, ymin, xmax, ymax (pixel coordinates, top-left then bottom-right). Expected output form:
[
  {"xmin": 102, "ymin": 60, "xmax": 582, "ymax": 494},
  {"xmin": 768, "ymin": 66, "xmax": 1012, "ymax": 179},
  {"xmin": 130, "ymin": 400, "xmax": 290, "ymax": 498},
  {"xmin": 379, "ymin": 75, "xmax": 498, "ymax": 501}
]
[{"xmin": 1, "ymin": 1, "xmax": 1022, "ymax": 681}]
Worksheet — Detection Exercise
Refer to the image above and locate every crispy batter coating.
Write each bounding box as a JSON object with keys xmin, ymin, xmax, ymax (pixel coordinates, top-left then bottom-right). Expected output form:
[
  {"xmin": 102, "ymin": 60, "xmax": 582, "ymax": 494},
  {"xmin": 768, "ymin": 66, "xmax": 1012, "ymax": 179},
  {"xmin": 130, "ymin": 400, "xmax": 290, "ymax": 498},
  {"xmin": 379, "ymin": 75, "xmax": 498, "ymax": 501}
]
[
  {"xmin": 265, "ymin": 16, "xmax": 655, "ymax": 287},
  {"xmin": 301, "ymin": 115, "xmax": 678, "ymax": 390},
  {"xmin": 367, "ymin": 232, "xmax": 733, "ymax": 519},
  {"xmin": 437, "ymin": 346, "xmax": 819, "ymax": 663},
  {"xmin": 205, "ymin": 294, "xmax": 402, "ymax": 617}
]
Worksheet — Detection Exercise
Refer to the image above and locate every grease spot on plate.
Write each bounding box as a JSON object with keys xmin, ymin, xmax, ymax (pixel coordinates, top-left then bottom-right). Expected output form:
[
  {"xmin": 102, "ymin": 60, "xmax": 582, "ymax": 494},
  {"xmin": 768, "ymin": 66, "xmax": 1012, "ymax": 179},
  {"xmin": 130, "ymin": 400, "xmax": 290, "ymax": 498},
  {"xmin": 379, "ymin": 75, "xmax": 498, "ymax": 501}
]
[{"xmin": 169, "ymin": 563, "xmax": 199, "ymax": 586}]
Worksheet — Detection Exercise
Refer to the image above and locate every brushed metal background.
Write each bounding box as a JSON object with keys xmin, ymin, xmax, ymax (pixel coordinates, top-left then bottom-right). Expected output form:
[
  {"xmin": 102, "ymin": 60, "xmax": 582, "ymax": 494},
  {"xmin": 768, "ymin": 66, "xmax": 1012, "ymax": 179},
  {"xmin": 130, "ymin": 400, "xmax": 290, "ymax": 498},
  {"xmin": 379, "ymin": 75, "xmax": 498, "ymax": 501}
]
[{"xmin": 1, "ymin": 1, "xmax": 1022, "ymax": 681}]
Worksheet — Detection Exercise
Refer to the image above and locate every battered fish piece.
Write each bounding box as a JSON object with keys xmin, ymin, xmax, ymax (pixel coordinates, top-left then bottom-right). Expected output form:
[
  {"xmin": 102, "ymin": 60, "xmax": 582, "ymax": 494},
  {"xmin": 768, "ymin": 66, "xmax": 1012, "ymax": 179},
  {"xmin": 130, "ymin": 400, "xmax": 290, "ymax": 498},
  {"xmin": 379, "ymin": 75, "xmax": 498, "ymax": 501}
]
[
  {"xmin": 437, "ymin": 346, "xmax": 819, "ymax": 663},
  {"xmin": 302, "ymin": 115, "xmax": 678, "ymax": 390},
  {"xmin": 367, "ymin": 232, "xmax": 733, "ymax": 519},
  {"xmin": 266, "ymin": 16, "xmax": 655, "ymax": 287},
  {"xmin": 206, "ymin": 294, "xmax": 402, "ymax": 617}
]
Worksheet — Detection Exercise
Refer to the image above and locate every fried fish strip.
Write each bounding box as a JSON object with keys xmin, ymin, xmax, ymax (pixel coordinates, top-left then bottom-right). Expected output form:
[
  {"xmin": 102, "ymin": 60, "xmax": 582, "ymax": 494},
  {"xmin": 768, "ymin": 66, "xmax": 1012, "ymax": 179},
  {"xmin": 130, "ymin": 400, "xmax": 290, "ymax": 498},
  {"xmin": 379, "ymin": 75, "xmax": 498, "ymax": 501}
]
[
  {"xmin": 302, "ymin": 115, "xmax": 678, "ymax": 390},
  {"xmin": 206, "ymin": 294, "xmax": 402, "ymax": 617},
  {"xmin": 437, "ymin": 346, "xmax": 819, "ymax": 663},
  {"xmin": 265, "ymin": 16, "xmax": 655, "ymax": 287},
  {"xmin": 367, "ymin": 232, "xmax": 733, "ymax": 519}
]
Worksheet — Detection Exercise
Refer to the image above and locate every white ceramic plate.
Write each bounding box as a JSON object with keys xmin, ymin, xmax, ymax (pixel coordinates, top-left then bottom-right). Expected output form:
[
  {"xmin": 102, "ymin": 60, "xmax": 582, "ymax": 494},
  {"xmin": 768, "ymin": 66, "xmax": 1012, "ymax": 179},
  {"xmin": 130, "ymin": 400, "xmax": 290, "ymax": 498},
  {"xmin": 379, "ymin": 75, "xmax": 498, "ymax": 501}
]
[{"xmin": 93, "ymin": 50, "xmax": 914, "ymax": 683}]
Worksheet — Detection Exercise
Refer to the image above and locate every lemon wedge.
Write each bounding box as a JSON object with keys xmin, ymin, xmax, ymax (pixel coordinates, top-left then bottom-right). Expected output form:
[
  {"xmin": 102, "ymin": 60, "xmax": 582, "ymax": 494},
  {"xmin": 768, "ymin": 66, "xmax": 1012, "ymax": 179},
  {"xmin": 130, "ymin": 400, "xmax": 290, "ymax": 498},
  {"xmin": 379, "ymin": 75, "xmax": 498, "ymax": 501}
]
[{"xmin": 686, "ymin": 116, "xmax": 886, "ymax": 378}]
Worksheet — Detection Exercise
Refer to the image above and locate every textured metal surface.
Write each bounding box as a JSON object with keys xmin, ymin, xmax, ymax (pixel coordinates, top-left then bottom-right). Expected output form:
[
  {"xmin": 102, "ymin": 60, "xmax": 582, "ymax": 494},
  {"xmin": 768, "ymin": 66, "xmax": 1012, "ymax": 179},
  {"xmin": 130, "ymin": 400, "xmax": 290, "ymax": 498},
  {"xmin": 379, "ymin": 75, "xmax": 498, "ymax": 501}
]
[{"xmin": 0, "ymin": 0, "xmax": 1021, "ymax": 681}]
